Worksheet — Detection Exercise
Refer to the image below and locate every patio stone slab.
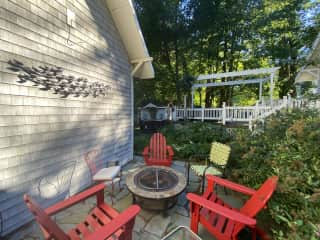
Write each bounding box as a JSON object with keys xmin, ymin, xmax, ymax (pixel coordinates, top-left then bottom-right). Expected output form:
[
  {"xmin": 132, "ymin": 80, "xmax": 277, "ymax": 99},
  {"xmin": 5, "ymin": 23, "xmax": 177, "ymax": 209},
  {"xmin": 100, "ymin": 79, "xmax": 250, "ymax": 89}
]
[
  {"xmin": 59, "ymin": 223, "xmax": 76, "ymax": 233},
  {"xmin": 133, "ymin": 231, "xmax": 141, "ymax": 240},
  {"xmin": 54, "ymin": 209, "xmax": 72, "ymax": 221},
  {"xmin": 113, "ymin": 194, "xmax": 133, "ymax": 212},
  {"xmin": 133, "ymin": 215, "xmax": 147, "ymax": 233},
  {"xmin": 171, "ymin": 213, "xmax": 190, "ymax": 228},
  {"xmin": 115, "ymin": 187, "xmax": 130, "ymax": 200},
  {"xmin": 173, "ymin": 160, "xmax": 186, "ymax": 167},
  {"xmin": 145, "ymin": 214, "xmax": 171, "ymax": 237},
  {"xmin": 175, "ymin": 205, "xmax": 189, "ymax": 217},
  {"xmin": 139, "ymin": 209, "xmax": 157, "ymax": 222},
  {"xmin": 140, "ymin": 231, "xmax": 160, "ymax": 240},
  {"xmin": 187, "ymin": 181, "xmax": 201, "ymax": 192},
  {"xmin": 177, "ymin": 191, "xmax": 188, "ymax": 206}
]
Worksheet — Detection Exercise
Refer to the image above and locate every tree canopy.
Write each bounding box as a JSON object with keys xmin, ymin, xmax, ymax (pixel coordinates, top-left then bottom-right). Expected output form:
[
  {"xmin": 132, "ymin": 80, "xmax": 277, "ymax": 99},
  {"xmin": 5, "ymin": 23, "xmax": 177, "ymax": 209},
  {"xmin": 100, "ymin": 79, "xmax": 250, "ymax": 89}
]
[{"xmin": 134, "ymin": 0, "xmax": 320, "ymax": 108}]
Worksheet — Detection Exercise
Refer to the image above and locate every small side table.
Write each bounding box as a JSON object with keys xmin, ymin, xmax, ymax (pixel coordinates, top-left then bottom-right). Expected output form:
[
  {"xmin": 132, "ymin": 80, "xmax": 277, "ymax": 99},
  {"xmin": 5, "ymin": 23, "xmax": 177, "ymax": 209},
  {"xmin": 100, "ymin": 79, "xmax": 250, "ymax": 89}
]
[{"xmin": 161, "ymin": 226, "xmax": 202, "ymax": 240}]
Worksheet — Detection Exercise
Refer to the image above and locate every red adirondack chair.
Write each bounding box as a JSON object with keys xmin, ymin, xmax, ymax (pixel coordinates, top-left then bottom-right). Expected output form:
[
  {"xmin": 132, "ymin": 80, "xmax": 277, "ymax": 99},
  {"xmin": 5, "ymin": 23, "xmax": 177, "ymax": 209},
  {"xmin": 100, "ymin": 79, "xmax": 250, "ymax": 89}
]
[
  {"xmin": 142, "ymin": 132, "xmax": 174, "ymax": 166},
  {"xmin": 24, "ymin": 183, "xmax": 140, "ymax": 240},
  {"xmin": 187, "ymin": 175, "xmax": 278, "ymax": 240}
]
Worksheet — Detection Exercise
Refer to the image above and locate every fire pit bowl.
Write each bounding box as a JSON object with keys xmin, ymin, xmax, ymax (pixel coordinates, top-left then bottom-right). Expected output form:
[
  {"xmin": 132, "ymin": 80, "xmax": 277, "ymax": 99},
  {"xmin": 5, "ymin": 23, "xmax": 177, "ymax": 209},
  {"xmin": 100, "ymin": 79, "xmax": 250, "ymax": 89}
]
[{"xmin": 126, "ymin": 166, "xmax": 187, "ymax": 210}]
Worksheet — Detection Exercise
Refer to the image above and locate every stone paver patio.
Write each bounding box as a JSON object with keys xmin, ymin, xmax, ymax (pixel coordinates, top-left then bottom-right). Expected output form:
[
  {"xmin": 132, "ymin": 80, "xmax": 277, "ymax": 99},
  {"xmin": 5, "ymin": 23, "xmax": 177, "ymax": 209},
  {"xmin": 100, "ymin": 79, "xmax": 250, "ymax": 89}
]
[{"xmin": 20, "ymin": 157, "xmax": 243, "ymax": 240}]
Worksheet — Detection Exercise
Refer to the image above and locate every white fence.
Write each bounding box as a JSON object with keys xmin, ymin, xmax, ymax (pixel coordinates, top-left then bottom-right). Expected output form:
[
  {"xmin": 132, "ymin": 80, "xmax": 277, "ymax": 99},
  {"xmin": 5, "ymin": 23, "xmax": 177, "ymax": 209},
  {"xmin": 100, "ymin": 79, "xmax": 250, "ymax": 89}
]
[{"xmin": 174, "ymin": 97, "xmax": 319, "ymax": 128}]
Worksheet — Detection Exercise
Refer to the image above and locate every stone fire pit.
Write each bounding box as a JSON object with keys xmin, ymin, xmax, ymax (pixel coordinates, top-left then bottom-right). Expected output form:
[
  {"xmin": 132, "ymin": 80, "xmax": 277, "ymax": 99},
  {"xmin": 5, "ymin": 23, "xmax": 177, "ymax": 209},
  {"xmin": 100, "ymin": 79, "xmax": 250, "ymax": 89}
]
[{"xmin": 126, "ymin": 166, "xmax": 187, "ymax": 210}]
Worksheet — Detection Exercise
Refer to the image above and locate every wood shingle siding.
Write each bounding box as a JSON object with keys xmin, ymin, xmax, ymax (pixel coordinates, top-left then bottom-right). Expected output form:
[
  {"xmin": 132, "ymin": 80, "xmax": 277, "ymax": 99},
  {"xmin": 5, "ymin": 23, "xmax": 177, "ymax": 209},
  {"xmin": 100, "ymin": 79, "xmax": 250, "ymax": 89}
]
[{"xmin": 0, "ymin": 0, "xmax": 133, "ymax": 237}]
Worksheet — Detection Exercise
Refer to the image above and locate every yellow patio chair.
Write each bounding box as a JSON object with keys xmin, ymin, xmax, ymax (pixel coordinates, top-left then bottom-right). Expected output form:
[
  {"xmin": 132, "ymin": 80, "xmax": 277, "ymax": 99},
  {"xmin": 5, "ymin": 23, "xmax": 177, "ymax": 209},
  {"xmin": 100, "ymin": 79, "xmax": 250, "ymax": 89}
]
[{"xmin": 188, "ymin": 142, "xmax": 231, "ymax": 193}]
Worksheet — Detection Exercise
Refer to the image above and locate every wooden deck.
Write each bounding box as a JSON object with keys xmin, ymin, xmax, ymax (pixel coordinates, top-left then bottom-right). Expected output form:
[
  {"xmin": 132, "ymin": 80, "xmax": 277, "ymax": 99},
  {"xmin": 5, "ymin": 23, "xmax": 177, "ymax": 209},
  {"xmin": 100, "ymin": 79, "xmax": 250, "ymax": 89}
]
[{"xmin": 174, "ymin": 97, "xmax": 315, "ymax": 129}]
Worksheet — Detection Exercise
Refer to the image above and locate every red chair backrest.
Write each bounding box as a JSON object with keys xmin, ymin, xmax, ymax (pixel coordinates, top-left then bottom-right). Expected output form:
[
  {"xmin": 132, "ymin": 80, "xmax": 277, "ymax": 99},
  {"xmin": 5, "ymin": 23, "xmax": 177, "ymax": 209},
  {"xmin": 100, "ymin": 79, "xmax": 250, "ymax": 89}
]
[
  {"xmin": 234, "ymin": 176, "xmax": 278, "ymax": 235},
  {"xmin": 149, "ymin": 133, "xmax": 167, "ymax": 161},
  {"xmin": 84, "ymin": 149, "xmax": 101, "ymax": 177},
  {"xmin": 24, "ymin": 194, "xmax": 69, "ymax": 240}
]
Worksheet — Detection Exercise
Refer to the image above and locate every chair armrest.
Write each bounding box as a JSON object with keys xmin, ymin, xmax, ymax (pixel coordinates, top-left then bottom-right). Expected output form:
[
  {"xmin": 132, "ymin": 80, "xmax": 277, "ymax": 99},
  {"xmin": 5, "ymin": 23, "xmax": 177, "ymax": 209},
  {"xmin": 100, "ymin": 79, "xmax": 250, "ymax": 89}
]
[
  {"xmin": 206, "ymin": 175, "xmax": 256, "ymax": 196},
  {"xmin": 187, "ymin": 193, "xmax": 256, "ymax": 226},
  {"xmin": 85, "ymin": 205, "xmax": 141, "ymax": 240},
  {"xmin": 45, "ymin": 183, "xmax": 105, "ymax": 215},
  {"xmin": 167, "ymin": 146, "xmax": 174, "ymax": 156}
]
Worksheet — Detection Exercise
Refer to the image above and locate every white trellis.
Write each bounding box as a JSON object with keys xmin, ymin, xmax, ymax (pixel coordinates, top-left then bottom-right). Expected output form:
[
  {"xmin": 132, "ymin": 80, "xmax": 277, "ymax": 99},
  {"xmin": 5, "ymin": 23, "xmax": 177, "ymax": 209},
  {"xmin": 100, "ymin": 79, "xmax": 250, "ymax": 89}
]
[{"xmin": 191, "ymin": 67, "xmax": 280, "ymax": 108}]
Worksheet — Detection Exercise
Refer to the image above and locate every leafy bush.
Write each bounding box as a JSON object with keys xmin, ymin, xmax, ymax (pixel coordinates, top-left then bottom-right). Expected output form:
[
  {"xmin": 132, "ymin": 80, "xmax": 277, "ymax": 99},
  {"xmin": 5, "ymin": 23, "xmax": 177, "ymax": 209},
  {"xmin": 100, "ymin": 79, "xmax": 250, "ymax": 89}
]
[
  {"xmin": 134, "ymin": 129, "xmax": 152, "ymax": 154},
  {"xmin": 134, "ymin": 122, "xmax": 232, "ymax": 159},
  {"xmin": 160, "ymin": 121, "xmax": 233, "ymax": 160},
  {"xmin": 229, "ymin": 109, "xmax": 320, "ymax": 239}
]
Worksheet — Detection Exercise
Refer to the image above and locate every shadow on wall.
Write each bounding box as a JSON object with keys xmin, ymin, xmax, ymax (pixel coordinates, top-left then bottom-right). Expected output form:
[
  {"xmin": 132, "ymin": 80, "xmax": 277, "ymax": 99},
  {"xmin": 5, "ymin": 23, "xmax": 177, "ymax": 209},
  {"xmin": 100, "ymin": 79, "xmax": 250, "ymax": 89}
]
[
  {"xmin": 85, "ymin": 0, "xmax": 134, "ymax": 165},
  {"xmin": 85, "ymin": 0, "xmax": 132, "ymax": 82},
  {"xmin": 29, "ymin": 161, "xmax": 76, "ymax": 206},
  {"xmin": 2, "ymin": 61, "xmax": 124, "ymax": 236},
  {"xmin": 1, "ymin": 0, "xmax": 133, "ymax": 237},
  {"xmin": 1, "ymin": 113, "xmax": 123, "ymax": 238}
]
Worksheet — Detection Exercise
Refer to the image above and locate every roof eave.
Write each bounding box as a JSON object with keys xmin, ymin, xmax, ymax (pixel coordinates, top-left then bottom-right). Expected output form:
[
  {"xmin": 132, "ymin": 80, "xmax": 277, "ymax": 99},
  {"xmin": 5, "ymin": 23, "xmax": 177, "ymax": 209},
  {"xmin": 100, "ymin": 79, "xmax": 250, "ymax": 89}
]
[{"xmin": 105, "ymin": 0, "xmax": 155, "ymax": 79}]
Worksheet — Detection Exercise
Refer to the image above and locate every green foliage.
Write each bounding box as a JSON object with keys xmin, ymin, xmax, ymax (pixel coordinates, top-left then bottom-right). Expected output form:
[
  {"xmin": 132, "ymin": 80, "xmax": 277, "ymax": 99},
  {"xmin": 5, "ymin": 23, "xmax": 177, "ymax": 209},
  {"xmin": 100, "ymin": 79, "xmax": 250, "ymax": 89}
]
[
  {"xmin": 134, "ymin": 130, "xmax": 152, "ymax": 155},
  {"xmin": 229, "ymin": 109, "xmax": 320, "ymax": 239},
  {"xmin": 134, "ymin": 0, "xmax": 320, "ymax": 108},
  {"xmin": 160, "ymin": 122, "xmax": 232, "ymax": 159},
  {"xmin": 133, "ymin": 122, "xmax": 232, "ymax": 159}
]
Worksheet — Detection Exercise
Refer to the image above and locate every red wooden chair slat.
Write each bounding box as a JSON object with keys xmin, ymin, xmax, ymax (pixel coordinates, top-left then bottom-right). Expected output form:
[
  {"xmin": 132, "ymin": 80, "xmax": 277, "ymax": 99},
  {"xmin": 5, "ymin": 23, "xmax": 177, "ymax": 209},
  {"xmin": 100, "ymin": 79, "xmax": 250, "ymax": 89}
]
[
  {"xmin": 76, "ymin": 222, "xmax": 92, "ymax": 238},
  {"xmin": 68, "ymin": 229, "xmax": 81, "ymax": 240},
  {"xmin": 92, "ymin": 207, "xmax": 112, "ymax": 224},
  {"xmin": 187, "ymin": 175, "xmax": 278, "ymax": 240},
  {"xmin": 216, "ymin": 214, "xmax": 227, "ymax": 233},
  {"xmin": 24, "ymin": 183, "xmax": 140, "ymax": 240},
  {"xmin": 99, "ymin": 203, "xmax": 120, "ymax": 219},
  {"xmin": 224, "ymin": 219, "xmax": 236, "ymax": 237},
  {"xmin": 143, "ymin": 133, "xmax": 174, "ymax": 166},
  {"xmin": 86, "ymin": 214, "xmax": 102, "ymax": 231},
  {"xmin": 90, "ymin": 207, "xmax": 123, "ymax": 239}
]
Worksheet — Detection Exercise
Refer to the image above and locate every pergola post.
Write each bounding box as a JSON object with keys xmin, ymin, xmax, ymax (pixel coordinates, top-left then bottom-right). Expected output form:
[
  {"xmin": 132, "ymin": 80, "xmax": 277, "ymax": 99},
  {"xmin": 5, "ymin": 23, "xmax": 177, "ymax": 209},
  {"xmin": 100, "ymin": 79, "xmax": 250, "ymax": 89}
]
[
  {"xmin": 183, "ymin": 95, "xmax": 187, "ymax": 120},
  {"xmin": 191, "ymin": 89, "xmax": 194, "ymax": 109},
  {"xmin": 270, "ymin": 73, "xmax": 275, "ymax": 105},
  {"xmin": 222, "ymin": 102, "xmax": 226, "ymax": 125},
  {"xmin": 259, "ymin": 80, "xmax": 263, "ymax": 102}
]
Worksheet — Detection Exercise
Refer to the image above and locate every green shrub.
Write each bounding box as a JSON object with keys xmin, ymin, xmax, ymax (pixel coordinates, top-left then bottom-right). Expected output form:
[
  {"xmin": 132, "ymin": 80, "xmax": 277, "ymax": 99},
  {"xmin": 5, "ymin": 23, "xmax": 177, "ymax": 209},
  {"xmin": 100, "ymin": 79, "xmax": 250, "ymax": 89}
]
[
  {"xmin": 229, "ymin": 109, "xmax": 320, "ymax": 239},
  {"xmin": 133, "ymin": 122, "xmax": 232, "ymax": 160},
  {"xmin": 134, "ymin": 129, "xmax": 152, "ymax": 154},
  {"xmin": 160, "ymin": 121, "xmax": 232, "ymax": 160}
]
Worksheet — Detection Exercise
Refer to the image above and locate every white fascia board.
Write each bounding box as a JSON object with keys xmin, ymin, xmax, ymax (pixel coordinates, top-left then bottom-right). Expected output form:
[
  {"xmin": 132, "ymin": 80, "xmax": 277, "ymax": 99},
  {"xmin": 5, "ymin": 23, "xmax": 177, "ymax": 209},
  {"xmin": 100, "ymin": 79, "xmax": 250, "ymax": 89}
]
[
  {"xmin": 106, "ymin": 0, "xmax": 154, "ymax": 79},
  {"xmin": 197, "ymin": 67, "xmax": 280, "ymax": 81}
]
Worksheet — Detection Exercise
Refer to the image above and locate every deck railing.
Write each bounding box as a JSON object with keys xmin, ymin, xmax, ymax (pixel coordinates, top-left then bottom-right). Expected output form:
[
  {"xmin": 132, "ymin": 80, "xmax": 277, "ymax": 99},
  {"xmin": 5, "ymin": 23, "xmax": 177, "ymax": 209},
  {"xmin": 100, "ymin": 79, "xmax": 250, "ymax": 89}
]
[{"xmin": 174, "ymin": 97, "xmax": 319, "ymax": 128}]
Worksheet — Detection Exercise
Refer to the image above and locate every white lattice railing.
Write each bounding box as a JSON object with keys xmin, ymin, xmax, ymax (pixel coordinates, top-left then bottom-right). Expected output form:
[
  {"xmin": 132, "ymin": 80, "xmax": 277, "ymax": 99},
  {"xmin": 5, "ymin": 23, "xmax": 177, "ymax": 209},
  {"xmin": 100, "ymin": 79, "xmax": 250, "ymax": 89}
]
[{"xmin": 174, "ymin": 97, "xmax": 319, "ymax": 128}]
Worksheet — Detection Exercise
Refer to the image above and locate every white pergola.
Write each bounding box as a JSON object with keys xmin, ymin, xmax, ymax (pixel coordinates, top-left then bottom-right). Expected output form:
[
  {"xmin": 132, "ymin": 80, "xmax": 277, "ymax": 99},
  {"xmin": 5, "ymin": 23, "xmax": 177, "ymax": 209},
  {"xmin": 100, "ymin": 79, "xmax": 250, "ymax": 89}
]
[{"xmin": 191, "ymin": 67, "xmax": 280, "ymax": 107}]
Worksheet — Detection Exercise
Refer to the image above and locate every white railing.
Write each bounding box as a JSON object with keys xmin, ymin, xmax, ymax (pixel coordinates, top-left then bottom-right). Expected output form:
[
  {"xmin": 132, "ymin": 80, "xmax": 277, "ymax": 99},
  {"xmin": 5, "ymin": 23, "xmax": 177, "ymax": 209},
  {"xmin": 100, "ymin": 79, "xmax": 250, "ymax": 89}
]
[
  {"xmin": 204, "ymin": 108, "xmax": 223, "ymax": 120},
  {"xmin": 174, "ymin": 96, "xmax": 319, "ymax": 128},
  {"xmin": 225, "ymin": 107, "xmax": 255, "ymax": 122}
]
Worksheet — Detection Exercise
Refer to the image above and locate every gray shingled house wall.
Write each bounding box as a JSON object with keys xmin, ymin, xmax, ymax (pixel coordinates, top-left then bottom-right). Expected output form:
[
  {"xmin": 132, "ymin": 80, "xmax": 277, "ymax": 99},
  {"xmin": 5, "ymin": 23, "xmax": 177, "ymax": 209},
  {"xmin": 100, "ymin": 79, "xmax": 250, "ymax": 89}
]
[{"xmin": 0, "ymin": 0, "xmax": 133, "ymax": 236}]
